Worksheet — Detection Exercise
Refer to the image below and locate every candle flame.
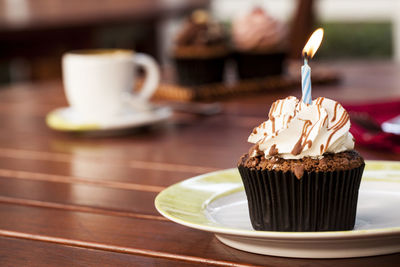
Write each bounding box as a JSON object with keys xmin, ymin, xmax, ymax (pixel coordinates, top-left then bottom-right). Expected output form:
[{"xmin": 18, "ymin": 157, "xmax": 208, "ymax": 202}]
[{"xmin": 302, "ymin": 28, "xmax": 324, "ymax": 58}]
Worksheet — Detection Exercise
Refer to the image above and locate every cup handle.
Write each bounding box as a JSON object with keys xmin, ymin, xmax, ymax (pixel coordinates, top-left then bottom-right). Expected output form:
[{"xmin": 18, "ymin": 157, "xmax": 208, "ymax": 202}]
[{"xmin": 133, "ymin": 53, "xmax": 160, "ymax": 100}]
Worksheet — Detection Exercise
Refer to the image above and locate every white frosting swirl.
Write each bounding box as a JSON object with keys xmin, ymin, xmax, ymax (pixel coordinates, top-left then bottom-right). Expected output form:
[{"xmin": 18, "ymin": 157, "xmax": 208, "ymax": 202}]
[{"xmin": 248, "ymin": 96, "xmax": 354, "ymax": 159}]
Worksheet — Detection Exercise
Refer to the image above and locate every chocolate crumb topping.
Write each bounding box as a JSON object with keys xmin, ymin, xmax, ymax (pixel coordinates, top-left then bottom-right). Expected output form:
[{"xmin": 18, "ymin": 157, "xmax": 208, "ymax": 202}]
[
  {"xmin": 268, "ymin": 144, "xmax": 279, "ymax": 156},
  {"xmin": 238, "ymin": 150, "xmax": 364, "ymax": 179},
  {"xmin": 292, "ymin": 164, "xmax": 305, "ymax": 179},
  {"xmin": 175, "ymin": 13, "xmax": 226, "ymax": 47},
  {"xmin": 248, "ymin": 144, "xmax": 260, "ymax": 156}
]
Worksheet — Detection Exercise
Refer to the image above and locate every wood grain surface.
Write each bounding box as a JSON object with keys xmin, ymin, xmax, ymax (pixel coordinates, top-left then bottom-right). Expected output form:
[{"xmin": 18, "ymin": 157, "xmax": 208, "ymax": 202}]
[
  {"xmin": 0, "ymin": 237, "xmax": 209, "ymax": 267},
  {"xmin": 0, "ymin": 61, "xmax": 399, "ymax": 266}
]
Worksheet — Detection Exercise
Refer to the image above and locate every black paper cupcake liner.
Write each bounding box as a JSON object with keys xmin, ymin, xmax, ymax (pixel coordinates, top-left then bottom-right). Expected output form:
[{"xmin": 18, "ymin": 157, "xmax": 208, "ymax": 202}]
[
  {"xmin": 238, "ymin": 164, "xmax": 365, "ymax": 232},
  {"xmin": 174, "ymin": 56, "xmax": 226, "ymax": 87},
  {"xmin": 234, "ymin": 51, "xmax": 286, "ymax": 80}
]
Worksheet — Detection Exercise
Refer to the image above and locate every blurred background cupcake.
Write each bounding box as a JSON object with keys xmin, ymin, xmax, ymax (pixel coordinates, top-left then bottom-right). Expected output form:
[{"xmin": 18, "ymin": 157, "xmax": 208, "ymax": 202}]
[
  {"xmin": 232, "ymin": 7, "xmax": 287, "ymax": 80},
  {"xmin": 172, "ymin": 10, "xmax": 229, "ymax": 87}
]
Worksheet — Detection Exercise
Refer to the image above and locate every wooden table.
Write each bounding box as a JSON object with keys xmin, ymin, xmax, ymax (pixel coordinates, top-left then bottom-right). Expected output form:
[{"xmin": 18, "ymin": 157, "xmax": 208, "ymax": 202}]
[{"xmin": 0, "ymin": 61, "xmax": 399, "ymax": 266}]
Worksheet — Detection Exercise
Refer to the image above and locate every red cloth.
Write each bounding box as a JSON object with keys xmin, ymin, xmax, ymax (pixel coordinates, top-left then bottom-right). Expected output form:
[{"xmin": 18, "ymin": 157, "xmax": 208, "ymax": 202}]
[{"xmin": 343, "ymin": 100, "xmax": 400, "ymax": 154}]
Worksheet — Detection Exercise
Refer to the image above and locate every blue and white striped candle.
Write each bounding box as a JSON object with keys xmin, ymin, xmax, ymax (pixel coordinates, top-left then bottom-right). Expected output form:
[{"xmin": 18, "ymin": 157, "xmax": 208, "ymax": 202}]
[
  {"xmin": 301, "ymin": 56, "xmax": 312, "ymax": 104},
  {"xmin": 301, "ymin": 28, "xmax": 324, "ymax": 105}
]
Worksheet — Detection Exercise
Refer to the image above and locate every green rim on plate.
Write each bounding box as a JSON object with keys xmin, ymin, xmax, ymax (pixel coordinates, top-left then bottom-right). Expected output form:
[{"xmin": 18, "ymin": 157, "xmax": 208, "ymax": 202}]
[{"xmin": 46, "ymin": 110, "xmax": 100, "ymax": 131}]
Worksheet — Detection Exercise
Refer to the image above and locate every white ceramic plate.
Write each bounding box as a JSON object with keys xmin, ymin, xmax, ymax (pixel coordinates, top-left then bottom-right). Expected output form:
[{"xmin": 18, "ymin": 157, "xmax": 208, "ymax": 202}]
[
  {"xmin": 46, "ymin": 105, "xmax": 172, "ymax": 132},
  {"xmin": 155, "ymin": 160, "xmax": 400, "ymax": 258}
]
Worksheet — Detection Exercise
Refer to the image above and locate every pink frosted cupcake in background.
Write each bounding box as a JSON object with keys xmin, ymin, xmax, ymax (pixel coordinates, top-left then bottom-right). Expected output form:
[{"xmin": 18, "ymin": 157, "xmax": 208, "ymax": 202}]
[{"xmin": 232, "ymin": 7, "xmax": 287, "ymax": 80}]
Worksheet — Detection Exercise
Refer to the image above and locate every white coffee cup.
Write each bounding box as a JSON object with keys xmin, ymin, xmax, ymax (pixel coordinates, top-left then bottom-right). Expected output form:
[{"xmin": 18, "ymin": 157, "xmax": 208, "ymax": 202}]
[{"xmin": 62, "ymin": 49, "xmax": 159, "ymax": 122}]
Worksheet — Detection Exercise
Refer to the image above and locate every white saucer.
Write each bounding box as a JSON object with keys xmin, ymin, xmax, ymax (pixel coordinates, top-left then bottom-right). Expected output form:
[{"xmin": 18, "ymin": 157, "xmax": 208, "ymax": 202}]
[
  {"xmin": 46, "ymin": 105, "xmax": 172, "ymax": 132},
  {"xmin": 155, "ymin": 161, "xmax": 400, "ymax": 258}
]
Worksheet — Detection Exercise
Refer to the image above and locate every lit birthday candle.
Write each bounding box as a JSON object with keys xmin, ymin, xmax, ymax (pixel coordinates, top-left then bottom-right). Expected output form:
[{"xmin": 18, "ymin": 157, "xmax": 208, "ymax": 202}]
[{"xmin": 301, "ymin": 28, "xmax": 324, "ymax": 104}]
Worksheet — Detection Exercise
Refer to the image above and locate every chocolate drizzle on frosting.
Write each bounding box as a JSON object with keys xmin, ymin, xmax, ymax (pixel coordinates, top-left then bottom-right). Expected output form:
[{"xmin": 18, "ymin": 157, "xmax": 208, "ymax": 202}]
[
  {"xmin": 316, "ymin": 97, "xmax": 325, "ymax": 105},
  {"xmin": 331, "ymin": 102, "xmax": 339, "ymax": 122},
  {"xmin": 291, "ymin": 119, "xmax": 314, "ymax": 155},
  {"xmin": 323, "ymin": 111, "xmax": 350, "ymax": 153},
  {"xmin": 268, "ymin": 101, "xmax": 277, "ymax": 133},
  {"xmin": 268, "ymin": 144, "xmax": 279, "ymax": 156},
  {"xmin": 247, "ymin": 96, "xmax": 354, "ymax": 159}
]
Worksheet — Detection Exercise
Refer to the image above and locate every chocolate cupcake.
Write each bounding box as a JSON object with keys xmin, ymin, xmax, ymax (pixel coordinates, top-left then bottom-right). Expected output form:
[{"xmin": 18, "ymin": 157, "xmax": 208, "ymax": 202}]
[
  {"xmin": 232, "ymin": 7, "xmax": 287, "ymax": 80},
  {"xmin": 172, "ymin": 10, "xmax": 229, "ymax": 87},
  {"xmin": 237, "ymin": 96, "xmax": 365, "ymax": 232}
]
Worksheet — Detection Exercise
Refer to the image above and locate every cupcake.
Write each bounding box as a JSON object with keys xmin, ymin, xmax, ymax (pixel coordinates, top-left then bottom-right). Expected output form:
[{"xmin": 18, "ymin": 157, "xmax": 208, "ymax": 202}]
[
  {"xmin": 237, "ymin": 96, "xmax": 365, "ymax": 232},
  {"xmin": 232, "ymin": 7, "xmax": 287, "ymax": 80},
  {"xmin": 172, "ymin": 10, "xmax": 229, "ymax": 87}
]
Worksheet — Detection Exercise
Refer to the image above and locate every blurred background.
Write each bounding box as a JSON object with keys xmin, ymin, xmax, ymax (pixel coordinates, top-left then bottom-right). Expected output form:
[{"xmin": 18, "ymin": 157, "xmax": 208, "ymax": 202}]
[{"xmin": 0, "ymin": 0, "xmax": 398, "ymax": 85}]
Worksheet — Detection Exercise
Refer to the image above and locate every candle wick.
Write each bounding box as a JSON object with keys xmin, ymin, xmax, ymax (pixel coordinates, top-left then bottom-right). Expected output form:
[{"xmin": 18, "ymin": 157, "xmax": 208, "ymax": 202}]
[{"xmin": 303, "ymin": 52, "xmax": 309, "ymax": 65}]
